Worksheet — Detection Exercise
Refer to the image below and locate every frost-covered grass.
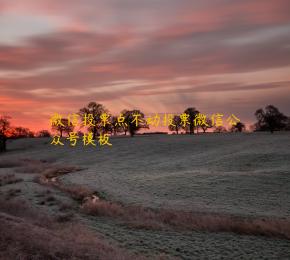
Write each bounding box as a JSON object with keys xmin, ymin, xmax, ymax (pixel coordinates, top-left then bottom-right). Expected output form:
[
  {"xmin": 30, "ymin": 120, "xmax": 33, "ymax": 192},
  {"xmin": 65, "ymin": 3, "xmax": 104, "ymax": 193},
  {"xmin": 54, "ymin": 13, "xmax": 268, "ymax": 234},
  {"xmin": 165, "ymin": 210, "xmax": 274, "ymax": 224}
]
[
  {"xmin": 3, "ymin": 133, "xmax": 290, "ymax": 217},
  {"xmin": 1, "ymin": 132, "xmax": 290, "ymax": 259},
  {"xmin": 6, "ymin": 132, "xmax": 288, "ymax": 217},
  {"xmin": 0, "ymin": 199, "xmax": 141, "ymax": 260}
]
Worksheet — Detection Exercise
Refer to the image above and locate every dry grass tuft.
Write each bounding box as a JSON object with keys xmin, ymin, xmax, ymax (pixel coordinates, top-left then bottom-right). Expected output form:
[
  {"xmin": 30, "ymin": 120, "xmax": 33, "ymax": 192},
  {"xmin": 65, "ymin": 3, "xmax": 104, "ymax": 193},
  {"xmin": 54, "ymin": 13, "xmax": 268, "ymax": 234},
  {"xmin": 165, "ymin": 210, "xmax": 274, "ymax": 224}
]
[
  {"xmin": 0, "ymin": 174, "xmax": 23, "ymax": 186},
  {"xmin": 5, "ymin": 188, "xmax": 22, "ymax": 199},
  {"xmin": 82, "ymin": 200, "xmax": 124, "ymax": 217},
  {"xmin": 30, "ymin": 159, "xmax": 290, "ymax": 241},
  {"xmin": 15, "ymin": 161, "xmax": 48, "ymax": 173},
  {"xmin": 0, "ymin": 198, "xmax": 144, "ymax": 260},
  {"xmin": 81, "ymin": 200, "xmax": 290, "ymax": 240},
  {"xmin": 55, "ymin": 213, "xmax": 75, "ymax": 223},
  {"xmin": 58, "ymin": 202, "xmax": 75, "ymax": 212},
  {"xmin": 0, "ymin": 159, "xmax": 23, "ymax": 168},
  {"xmin": 55, "ymin": 183, "xmax": 92, "ymax": 201}
]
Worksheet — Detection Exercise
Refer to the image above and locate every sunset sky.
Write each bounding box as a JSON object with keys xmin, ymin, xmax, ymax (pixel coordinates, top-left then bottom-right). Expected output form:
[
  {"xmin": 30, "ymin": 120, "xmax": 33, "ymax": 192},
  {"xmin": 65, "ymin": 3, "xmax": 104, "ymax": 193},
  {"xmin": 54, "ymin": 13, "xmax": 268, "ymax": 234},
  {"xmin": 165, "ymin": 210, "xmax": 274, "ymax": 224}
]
[{"xmin": 0, "ymin": 0, "xmax": 290, "ymax": 131}]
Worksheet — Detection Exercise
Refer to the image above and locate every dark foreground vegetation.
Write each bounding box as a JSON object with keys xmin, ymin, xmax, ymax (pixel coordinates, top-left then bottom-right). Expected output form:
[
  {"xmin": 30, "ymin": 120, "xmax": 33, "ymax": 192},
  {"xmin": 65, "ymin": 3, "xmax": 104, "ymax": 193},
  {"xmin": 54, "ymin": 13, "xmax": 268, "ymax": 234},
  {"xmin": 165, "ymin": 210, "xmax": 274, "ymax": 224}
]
[{"xmin": 0, "ymin": 198, "xmax": 142, "ymax": 260}]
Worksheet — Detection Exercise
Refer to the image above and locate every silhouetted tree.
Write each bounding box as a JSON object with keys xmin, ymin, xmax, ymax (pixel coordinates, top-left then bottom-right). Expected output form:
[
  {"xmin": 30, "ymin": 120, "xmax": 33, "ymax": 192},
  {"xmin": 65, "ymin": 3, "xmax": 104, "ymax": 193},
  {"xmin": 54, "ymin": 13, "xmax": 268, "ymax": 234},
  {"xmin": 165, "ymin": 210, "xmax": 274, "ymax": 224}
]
[
  {"xmin": 254, "ymin": 105, "xmax": 287, "ymax": 133},
  {"xmin": 183, "ymin": 107, "xmax": 199, "ymax": 134},
  {"xmin": 168, "ymin": 115, "xmax": 182, "ymax": 134},
  {"xmin": 214, "ymin": 126, "xmax": 227, "ymax": 133},
  {"xmin": 120, "ymin": 110, "xmax": 130, "ymax": 135},
  {"xmin": 0, "ymin": 116, "xmax": 11, "ymax": 152},
  {"xmin": 123, "ymin": 110, "xmax": 148, "ymax": 137},
  {"xmin": 52, "ymin": 118, "xmax": 74, "ymax": 137},
  {"xmin": 37, "ymin": 130, "xmax": 51, "ymax": 138},
  {"xmin": 200, "ymin": 118, "xmax": 213, "ymax": 133},
  {"xmin": 110, "ymin": 116, "xmax": 123, "ymax": 135},
  {"xmin": 100, "ymin": 116, "xmax": 113, "ymax": 135},
  {"xmin": 77, "ymin": 130, "xmax": 84, "ymax": 137},
  {"xmin": 11, "ymin": 127, "xmax": 34, "ymax": 138},
  {"xmin": 230, "ymin": 122, "xmax": 246, "ymax": 133},
  {"xmin": 79, "ymin": 102, "xmax": 107, "ymax": 139},
  {"xmin": 284, "ymin": 117, "xmax": 290, "ymax": 131}
]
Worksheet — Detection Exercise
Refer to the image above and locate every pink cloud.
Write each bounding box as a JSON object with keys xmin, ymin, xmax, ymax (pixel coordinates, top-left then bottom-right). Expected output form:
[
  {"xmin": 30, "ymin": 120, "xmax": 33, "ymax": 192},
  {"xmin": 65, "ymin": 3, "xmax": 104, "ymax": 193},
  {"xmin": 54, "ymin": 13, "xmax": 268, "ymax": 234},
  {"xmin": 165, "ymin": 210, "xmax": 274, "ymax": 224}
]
[{"xmin": 0, "ymin": 0, "xmax": 289, "ymax": 131}]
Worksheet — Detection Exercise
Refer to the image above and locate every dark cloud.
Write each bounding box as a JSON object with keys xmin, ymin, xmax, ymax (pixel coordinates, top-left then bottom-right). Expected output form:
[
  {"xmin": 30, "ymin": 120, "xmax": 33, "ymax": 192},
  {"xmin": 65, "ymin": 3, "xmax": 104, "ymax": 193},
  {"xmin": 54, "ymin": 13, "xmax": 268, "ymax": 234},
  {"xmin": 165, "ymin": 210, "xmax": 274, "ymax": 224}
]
[{"xmin": 0, "ymin": 30, "xmax": 128, "ymax": 70}]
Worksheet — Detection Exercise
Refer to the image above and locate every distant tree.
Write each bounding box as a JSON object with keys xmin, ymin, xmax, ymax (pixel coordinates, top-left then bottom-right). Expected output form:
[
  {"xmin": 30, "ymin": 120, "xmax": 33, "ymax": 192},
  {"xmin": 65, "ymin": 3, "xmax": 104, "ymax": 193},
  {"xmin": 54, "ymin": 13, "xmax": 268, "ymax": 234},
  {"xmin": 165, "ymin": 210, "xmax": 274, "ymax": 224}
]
[
  {"xmin": 100, "ymin": 117, "xmax": 113, "ymax": 135},
  {"xmin": 52, "ymin": 118, "xmax": 74, "ymax": 137},
  {"xmin": 37, "ymin": 130, "xmax": 51, "ymax": 138},
  {"xmin": 230, "ymin": 122, "xmax": 246, "ymax": 133},
  {"xmin": 110, "ymin": 116, "xmax": 123, "ymax": 135},
  {"xmin": 77, "ymin": 130, "xmax": 84, "ymax": 137},
  {"xmin": 168, "ymin": 115, "xmax": 182, "ymax": 134},
  {"xmin": 120, "ymin": 110, "xmax": 130, "ymax": 135},
  {"xmin": 123, "ymin": 110, "xmax": 148, "ymax": 137},
  {"xmin": 249, "ymin": 125, "xmax": 255, "ymax": 132},
  {"xmin": 214, "ymin": 126, "xmax": 228, "ymax": 133},
  {"xmin": 79, "ymin": 102, "xmax": 107, "ymax": 139},
  {"xmin": 183, "ymin": 107, "xmax": 199, "ymax": 134},
  {"xmin": 11, "ymin": 127, "xmax": 34, "ymax": 138},
  {"xmin": 254, "ymin": 105, "xmax": 288, "ymax": 133},
  {"xmin": 284, "ymin": 117, "xmax": 290, "ymax": 131},
  {"xmin": 200, "ymin": 118, "xmax": 213, "ymax": 133},
  {"xmin": 0, "ymin": 116, "xmax": 11, "ymax": 152}
]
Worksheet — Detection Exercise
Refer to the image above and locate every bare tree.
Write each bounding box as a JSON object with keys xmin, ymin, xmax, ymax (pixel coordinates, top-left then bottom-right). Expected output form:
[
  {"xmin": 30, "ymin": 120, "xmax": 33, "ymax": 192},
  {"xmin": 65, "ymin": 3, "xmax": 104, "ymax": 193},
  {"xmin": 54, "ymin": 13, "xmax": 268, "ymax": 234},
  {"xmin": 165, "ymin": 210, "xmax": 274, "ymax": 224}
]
[
  {"xmin": 168, "ymin": 115, "xmax": 182, "ymax": 134},
  {"xmin": 11, "ymin": 127, "xmax": 34, "ymax": 138},
  {"xmin": 230, "ymin": 122, "xmax": 246, "ymax": 133},
  {"xmin": 110, "ymin": 116, "xmax": 123, "ymax": 135},
  {"xmin": 285, "ymin": 117, "xmax": 290, "ymax": 131},
  {"xmin": 200, "ymin": 118, "xmax": 213, "ymax": 133},
  {"xmin": 0, "ymin": 116, "xmax": 11, "ymax": 152},
  {"xmin": 183, "ymin": 107, "xmax": 199, "ymax": 135},
  {"xmin": 123, "ymin": 110, "xmax": 148, "ymax": 137},
  {"xmin": 255, "ymin": 105, "xmax": 287, "ymax": 133},
  {"xmin": 52, "ymin": 118, "xmax": 74, "ymax": 137},
  {"xmin": 120, "ymin": 110, "xmax": 130, "ymax": 135},
  {"xmin": 79, "ymin": 102, "xmax": 108, "ymax": 139},
  {"xmin": 214, "ymin": 126, "xmax": 228, "ymax": 133},
  {"xmin": 37, "ymin": 130, "xmax": 51, "ymax": 138}
]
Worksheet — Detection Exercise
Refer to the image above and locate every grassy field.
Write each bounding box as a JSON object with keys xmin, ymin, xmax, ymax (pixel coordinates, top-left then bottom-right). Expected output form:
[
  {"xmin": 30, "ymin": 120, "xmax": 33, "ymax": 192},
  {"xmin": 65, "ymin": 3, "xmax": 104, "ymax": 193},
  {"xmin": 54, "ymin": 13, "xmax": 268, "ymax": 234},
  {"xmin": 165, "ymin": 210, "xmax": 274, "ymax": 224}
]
[{"xmin": 0, "ymin": 132, "xmax": 290, "ymax": 259}]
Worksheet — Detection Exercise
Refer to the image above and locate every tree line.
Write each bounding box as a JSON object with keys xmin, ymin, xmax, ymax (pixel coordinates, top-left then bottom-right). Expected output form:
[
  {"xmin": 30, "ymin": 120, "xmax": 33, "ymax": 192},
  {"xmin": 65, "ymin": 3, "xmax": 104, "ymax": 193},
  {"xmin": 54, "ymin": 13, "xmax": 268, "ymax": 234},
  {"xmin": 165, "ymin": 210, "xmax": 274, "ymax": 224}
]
[{"xmin": 0, "ymin": 103, "xmax": 289, "ymax": 152}]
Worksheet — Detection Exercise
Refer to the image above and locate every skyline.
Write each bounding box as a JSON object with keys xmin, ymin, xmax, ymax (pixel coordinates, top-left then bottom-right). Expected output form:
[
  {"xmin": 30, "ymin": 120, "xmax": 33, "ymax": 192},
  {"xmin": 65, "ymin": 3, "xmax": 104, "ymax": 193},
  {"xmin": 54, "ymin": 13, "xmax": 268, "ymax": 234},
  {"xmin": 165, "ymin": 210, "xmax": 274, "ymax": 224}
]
[{"xmin": 0, "ymin": 0, "xmax": 290, "ymax": 131}]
